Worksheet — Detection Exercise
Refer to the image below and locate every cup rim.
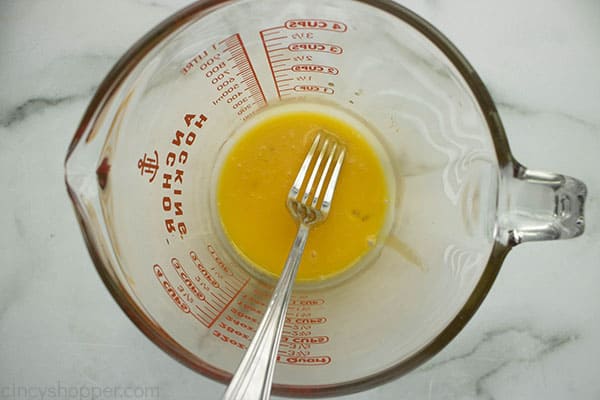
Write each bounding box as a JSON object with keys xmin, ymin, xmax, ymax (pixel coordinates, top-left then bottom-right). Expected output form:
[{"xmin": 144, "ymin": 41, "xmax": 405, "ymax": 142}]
[{"xmin": 65, "ymin": 0, "xmax": 514, "ymax": 397}]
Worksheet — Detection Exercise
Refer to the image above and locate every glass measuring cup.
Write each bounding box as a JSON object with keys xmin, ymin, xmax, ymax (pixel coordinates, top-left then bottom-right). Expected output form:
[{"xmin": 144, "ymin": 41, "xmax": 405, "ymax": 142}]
[{"xmin": 64, "ymin": 0, "xmax": 587, "ymax": 397}]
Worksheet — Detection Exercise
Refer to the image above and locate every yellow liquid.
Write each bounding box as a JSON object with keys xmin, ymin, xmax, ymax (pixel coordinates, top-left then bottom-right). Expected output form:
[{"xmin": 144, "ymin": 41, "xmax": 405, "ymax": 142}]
[{"xmin": 216, "ymin": 105, "xmax": 390, "ymax": 282}]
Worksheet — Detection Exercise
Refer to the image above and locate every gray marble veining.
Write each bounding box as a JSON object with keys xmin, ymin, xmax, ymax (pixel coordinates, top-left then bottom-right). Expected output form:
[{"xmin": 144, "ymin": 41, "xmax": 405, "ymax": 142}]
[{"xmin": 2, "ymin": 95, "xmax": 87, "ymax": 128}]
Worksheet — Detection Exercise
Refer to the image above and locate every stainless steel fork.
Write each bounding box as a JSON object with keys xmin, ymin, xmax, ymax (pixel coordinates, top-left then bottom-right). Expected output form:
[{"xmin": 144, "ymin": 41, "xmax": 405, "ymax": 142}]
[{"xmin": 222, "ymin": 132, "xmax": 346, "ymax": 400}]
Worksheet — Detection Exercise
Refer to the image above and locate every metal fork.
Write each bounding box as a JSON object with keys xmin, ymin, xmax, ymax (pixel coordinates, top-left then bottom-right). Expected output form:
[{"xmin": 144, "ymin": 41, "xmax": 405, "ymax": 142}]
[{"xmin": 222, "ymin": 132, "xmax": 346, "ymax": 400}]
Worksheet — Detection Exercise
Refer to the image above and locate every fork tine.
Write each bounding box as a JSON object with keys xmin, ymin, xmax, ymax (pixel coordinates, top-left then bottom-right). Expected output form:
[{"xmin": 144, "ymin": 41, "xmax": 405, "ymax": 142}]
[
  {"xmin": 301, "ymin": 136, "xmax": 330, "ymax": 205},
  {"xmin": 287, "ymin": 131, "xmax": 345, "ymax": 223},
  {"xmin": 289, "ymin": 133, "xmax": 321, "ymax": 200},
  {"xmin": 320, "ymin": 145, "xmax": 345, "ymax": 215},
  {"xmin": 311, "ymin": 142, "xmax": 338, "ymax": 209}
]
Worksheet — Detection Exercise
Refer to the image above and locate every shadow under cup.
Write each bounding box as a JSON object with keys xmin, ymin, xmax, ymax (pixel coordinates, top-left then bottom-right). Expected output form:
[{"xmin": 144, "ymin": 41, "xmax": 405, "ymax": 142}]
[{"xmin": 65, "ymin": 0, "xmax": 586, "ymax": 397}]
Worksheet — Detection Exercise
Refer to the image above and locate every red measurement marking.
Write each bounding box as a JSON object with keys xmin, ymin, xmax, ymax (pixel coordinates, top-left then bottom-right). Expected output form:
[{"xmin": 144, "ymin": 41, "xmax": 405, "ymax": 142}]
[
  {"xmin": 237, "ymin": 299, "xmax": 265, "ymax": 316},
  {"xmin": 289, "ymin": 336, "xmax": 329, "ymax": 344},
  {"xmin": 219, "ymin": 321, "xmax": 251, "ymax": 341},
  {"xmin": 209, "ymin": 294, "xmax": 226, "ymax": 309},
  {"xmin": 171, "ymin": 260, "xmax": 208, "ymax": 304},
  {"xmin": 294, "ymin": 85, "xmax": 334, "ymax": 95},
  {"xmin": 154, "ymin": 265, "xmax": 190, "ymax": 313},
  {"xmin": 206, "ymin": 245, "xmax": 239, "ymax": 280},
  {"xmin": 158, "ymin": 245, "xmax": 252, "ymax": 329},
  {"xmin": 233, "ymin": 34, "xmax": 267, "ymax": 107},
  {"xmin": 238, "ymin": 71, "xmax": 257, "ymax": 80},
  {"xmin": 230, "ymin": 307, "xmax": 258, "ymax": 324},
  {"xmin": 252, "ymin": 286, "xmax": 272, "ymax": 298},
  {"xmin": 269, "ymin": 52, "xmax": 289, "ymax": 58},
  {"xmin": 213, "ymin": 330, "xmax": 246, "ymax": 350},
  {"xmin": 193, "ymin": 259, "xmax": 219, "ymax": 288},
  {"xmin": 285, "ymin": 317, "xmax": 327, "ymax": 325},
  {"xmin": 220, "ymin": 290, "xmax": 235, "ymax": 300},
  {"xmin": 278, "ymin": 355, "xmax": 332, "ymax": 365},
  {"xmin": 208, "ymin": 277, "xmax": 249, "ymax": 328},
  {"xmin": 214, "ymin": 292, "xmax": 228, "ymax": 303},
  {"xmin": 261, "ymin": 21, "xmax": 346, "ymax": 100},
  {"xmin": 261, "ymin": 28, "xmax": 284, "ymax": 35},
  {"xmin": 228, "ymin": 49, "xmax": 245, "ymax": 57},
  {"xmin": 194, "ymin": 305, "xmax": 214, "ymax": 319},
  {"xmin": 187, "ymin": 34, "xmax": 267, "ymax": 117},
  {"xmin": 292, "ymin": 64, "xmax": 339, "ymax": 75},
  {"xmin": 192, "ymin": 305, "xmax": 214, "ymax": 326},
  {"xmin": 264, "ymin": 35, "xmax": 288, "ymax": 42},
  {"xmin": 220, "ymin": 284, "xmax": 236, "ymax": 296},
  {"xmin": 204, "ymin": 300, "xmax": 219, "ymax": 313},
  {"xmin": 224, "ymin": 280, "xmax": 238, "ymax": 291},
  {"xmin": 225, "ymin": 314, "xmax": 256, "ymax": 332},
  {"xmin": 288, "ymin": 43, "xmax": 342, "ymax": 55},
  {"xmin": 152, "ymin": 275, "xmax": 208, "ymax": 327},
  {"xmin": 240, "ymin": 76, "xmax": 258, "ymax": 85},
  {"xmin": 271, "ymin": 58, "xmax": 291, "ymax": 64},
  {"xmin": 285, "ymin": 19, "xmax": 347, "ymax": 32},
  {"xmin": 280, "ymin": 342, "xmax": 313, "ymax": 351},
  {"xmin": 261, "ymin": 30, "xmax": 283, "ymax": 98},
  {"xmin": 242, "ymin": 294, "xmax": 267, "ymax": 308},
  {"xmin": 290, "ymin": 298, "xmax": 325, "ymax": 306}
]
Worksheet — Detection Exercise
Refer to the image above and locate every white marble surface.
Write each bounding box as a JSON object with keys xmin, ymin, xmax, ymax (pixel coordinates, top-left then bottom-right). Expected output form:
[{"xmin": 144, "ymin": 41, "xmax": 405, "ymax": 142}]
[{"xmin": 1, "ymin": 0, "xmax": 599, "ymax": 399}]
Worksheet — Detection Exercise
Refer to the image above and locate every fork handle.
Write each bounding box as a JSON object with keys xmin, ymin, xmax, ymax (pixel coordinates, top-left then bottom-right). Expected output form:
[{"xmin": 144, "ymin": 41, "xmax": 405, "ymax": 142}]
[{"xmin": 222, "ymin": 223, "xmax": 310, "ymax": 400}]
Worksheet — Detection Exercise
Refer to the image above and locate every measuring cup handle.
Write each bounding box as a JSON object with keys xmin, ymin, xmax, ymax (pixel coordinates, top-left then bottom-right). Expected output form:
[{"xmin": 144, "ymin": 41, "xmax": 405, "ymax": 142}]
[{"xmin": 497, "ymin": 163, "xmax": 587, "ymax": 246}]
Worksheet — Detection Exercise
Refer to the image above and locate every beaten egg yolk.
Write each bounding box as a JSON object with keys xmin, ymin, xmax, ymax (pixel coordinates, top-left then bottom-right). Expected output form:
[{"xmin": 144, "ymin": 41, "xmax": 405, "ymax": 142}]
[{"xmin": 217, "ymin": 109, "xmax": 389, "ymax": 282}]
